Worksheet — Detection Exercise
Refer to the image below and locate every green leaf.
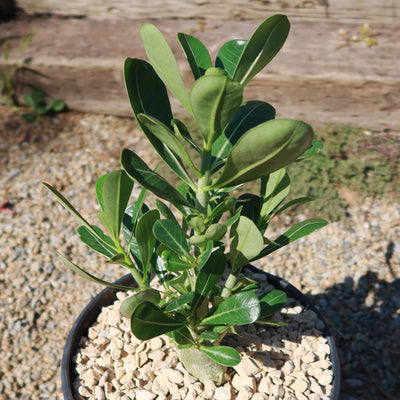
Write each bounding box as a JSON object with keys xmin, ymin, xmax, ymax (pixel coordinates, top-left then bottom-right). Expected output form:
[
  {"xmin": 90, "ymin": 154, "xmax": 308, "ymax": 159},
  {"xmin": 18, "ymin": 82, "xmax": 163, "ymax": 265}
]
[
  {"xmin": 52, "ymin": 99, "xmax": 65, "ymax": 112},
  {"xmin": 140, "ymin": 24, "xmax": 192, "ymax": 113},
  {"xmin": 171, "ymin": 118, "xmax": 201, "ymax": 153},
  {"xmin": 212, "ymin": 100, "xmax": 276, "ymax": 170},
  {"xmin": 137, "ymin": 114, "xmax": 199, "ymax": 179},
  {"xmin": 24, "ymin": 93, "xmax": 35, "ymax": 108},
  {"xmin": 190, "ymin": 74, "xmax": 243, "ymax": 147},
  {"xmin": 201, "ymin": 291, "xmax": 260, "ymax": 325},
  {"xmin": 259, "ymin": 168, "xmax": 290, "ymax": 228},
  {"xmin": 77, "ymin": 225, "xmax": 117, "ymax": 258},
  {"xmin": 95, "ymin": 174, "xmax": 107, "ymax": 211},
  {"xmin": 259, "ymin": 290, "xmax": 287, "ymax": 319},
  {"xmin": 211, "ymin": 119, "xmax": 314, "ymax": 188},
  {"xmin": 153, "ymin": 219, "xmax": 190, "ymax": 258},
  {"xmin": 229, "ymin": 216, "xmax": 264, "ymax": 272},
  {"xmin": 163, "ymin": 253, "xmax": 193, "ymax": 272},
  {"xmin": 215, "ymin": 39, "xmax": 247, "ymax": 77},
  {"xmin": 120, "ymin": 148, "xmax": 192, "ymax": 209},
  {"xmin": 131, "ymin": 302, "xmax": 185, "ymax": 340},
  {"xmin": 173, "ymin": 327, "xmax": 195, "ymax": 345},
  {"xmin": 164, "ymin": 292, "xmax": 195, "ymax": 312},
  {"xmin": 122, "ymin": 201, "xmax": 150, "ymax": 267},
  {"xmin": 57, "ymin": 252, "xmax": 134, "ymax": 291},
  {"xmin": 255, "ymin": 218, "xmax": 329, "ymax": 260},
  {"xmin": 156, "ymin": 199, "xmax": 179, "ymax": 223},
  {"xmin": 96, "ymin": 170, "xmax": 134, "ymax": 241},
  {"xmin": 177, "ymin": 33, "xmax": 212, "ymax": 79},
  {"xmin": 120, "ymin": 289, "xmax": 161, "ymax": 317},
  {"xmin": 235, "ymin": 194, "xmax": 261, "ymax": 224},
  {"xmin": 196, "ymin": 240, "xmax": 214, "ymax": 270},
  {"xmin": 135, "ymin": 209, "xmax": 160, "ymax": 278},
  {"xmin": 200, "ymin": 345, "xmax": 241, "ymax": 366},
  {"xmin": 194, "ymin": 251, "xmax": 226, "ymax": 299},
  {"xmin": 297, "ymin": 139, "xmax": 323, "ymax": 160},
  {"xmin": 273, "ymin": 196, "xmax": 314, "ymax": 217},
  {"xmin": 42, "ymin": 182, "xmax": 107, "ymax": 244},
  {"xmin": 124, "ymin": 58, "xmax": 191, "ymax": 183},
  {"xmin": 233, "ymin": 14, "xmax": 290, "ymax": 86}
]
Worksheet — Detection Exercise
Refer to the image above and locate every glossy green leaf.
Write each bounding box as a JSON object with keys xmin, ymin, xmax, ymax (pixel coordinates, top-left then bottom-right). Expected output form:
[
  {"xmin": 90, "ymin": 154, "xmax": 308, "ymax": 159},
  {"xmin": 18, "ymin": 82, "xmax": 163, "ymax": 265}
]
[
  {"xmin": 235, "ymin": 194, "xmax": 261, "ymax": 224},
  {"xmin": 177, "ymin": 33, "xmax": 212, "ymax": 79},
  {"xmin": 255, "ymin": 218, "xmax": 329, "ymax": 260},
  {"xmin": 124, "ymin": 57, "xmax": 173, "ymax": 127},
  {"xmin": 131, "ymin": 302, "xmax": 185, "ymax": 340},
  {"xmin": 211, "ymin": 119, "xmax": 314, "ymax": 188},
  {"xmin": 96, "ymin": 170, "xmax": 134, "ymax": 241},
  {"xmin": 122, "ymin": 201, "xmax": 150, "ymax": 267},
  {"xmin": 137, "ymin": 114, "xmax": 199, "ymax": 179},
  {"xmin": 273, "ymin": 196, "xmax": 314, "ymax": 217},
  {"xmin": 212, "ymin": 100, "xmax": 276, "ymax": 170},
  {"xmin": 172, "ymin": 327, "xmax": 195, "ymax": 345},
  {"xmin": 233, "ymin": 14, "xmax": 290, "ymax": 86},
  {"xmin": 120, "ymin": 148, "xmax": 192, "ymax": 208},
  {"xmin": 95, "ymin": 174, "xmax": 107, "ymax": 211},
  {"xmin": 259, "ymin": 290, "xmax": 287, "ymax": 319},
  {"xmin": 195, "ymin": 251, "xmax": 226, "ymax": 298},
  {"xmin": 77, "ymin": 225, "xmax": 117, "ymax": 258},
  {"xmin": 196, "ymin": 240, "xmax": 214, "ymax": 270},
  {"xmin": 140, "ymin": 24, "xmax": 192, "ymax": 112},
  {"xmin": 163, "ymin": 253, "xmax": 193, "ymax": 272},
  {"xmin": 120, "ymin": 289, "xmax": 161, "ymax": 317},
  {"xmin": 171, "ymin": 118, "xmax": 201, "ymax": 153},
  {"xmin": 259, "ymin": 168, "xmax": 290, "ymax": 228},
  {"xmin": 153, "ymin": 219, "xmax": 190, "ymax": 258},
  {"xmin": 201, "ymin": 291, "xmax": 260, "ymax": 325},
  {"xmin": 57, "ymin": 252, "xmax": 134, "ymax": 291},
  {"xmin": 229, "ymin": 216, "xmax": 264, "ymax": 272},
  {"xmin": 215, "ymin": 39, "xmax": 247, "ymax": 77},
  {"xmin": 200, "ymin": 345, "xmax": 241, "ymax": 366},
  {"xmin": 135, "ymin": 209, "xmax": 160, "ymax": 277},
  {"xmin": 190, "ymin": 74, "xmax": 243, "ymax": 147},
  {"xmin": 42, "ymin": 183, "xmax": 108, "ymax": 245},
  {"xmin": 156, "ymin": 199, "xmax": 178, "ymax": 223},
  {"xmin": 124, "ymin": 58, "xmax": 192, "ymax": 183},
  {"xmin": 164, "ymin": 292, "xmax": 195, "ymax": 312}
]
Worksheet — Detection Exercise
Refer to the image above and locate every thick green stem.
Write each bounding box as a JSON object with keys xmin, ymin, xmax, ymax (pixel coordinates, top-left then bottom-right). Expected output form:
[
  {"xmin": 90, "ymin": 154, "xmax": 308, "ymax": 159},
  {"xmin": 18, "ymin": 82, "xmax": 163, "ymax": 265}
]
[
  {"xmin": 221, "ymin": 271, "xmax": 239, "ymax": 298},
  {"xmin": 196, "ymin": 147, "xmax": 212, "ymax": 214}
]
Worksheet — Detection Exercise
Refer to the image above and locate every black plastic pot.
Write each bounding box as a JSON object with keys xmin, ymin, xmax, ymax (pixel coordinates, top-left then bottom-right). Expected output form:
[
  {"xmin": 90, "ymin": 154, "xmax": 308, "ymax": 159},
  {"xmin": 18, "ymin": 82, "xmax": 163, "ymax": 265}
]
[{"xmin": 62, "ymin": 268, "xmax": 340, "ymax": 399}]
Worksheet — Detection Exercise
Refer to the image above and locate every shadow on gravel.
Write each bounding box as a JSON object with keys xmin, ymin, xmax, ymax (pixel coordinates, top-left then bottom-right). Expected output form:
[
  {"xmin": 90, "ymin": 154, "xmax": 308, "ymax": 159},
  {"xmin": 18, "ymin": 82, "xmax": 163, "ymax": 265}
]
[{"xmin": 311, "ymin": 272, "xmax": 400, "ymax": 400}]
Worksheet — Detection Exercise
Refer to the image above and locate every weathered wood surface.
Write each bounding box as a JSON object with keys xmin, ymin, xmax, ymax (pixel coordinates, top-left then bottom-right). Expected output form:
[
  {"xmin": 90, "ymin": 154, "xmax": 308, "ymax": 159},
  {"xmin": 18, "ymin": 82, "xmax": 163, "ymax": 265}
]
[
  {"xmin": 14, "ymin": 0, "xmax": 400, "ymax": 24},
  {"xmin": 0, "ymin": 16, "xmax": 399, "ymax": 130}
]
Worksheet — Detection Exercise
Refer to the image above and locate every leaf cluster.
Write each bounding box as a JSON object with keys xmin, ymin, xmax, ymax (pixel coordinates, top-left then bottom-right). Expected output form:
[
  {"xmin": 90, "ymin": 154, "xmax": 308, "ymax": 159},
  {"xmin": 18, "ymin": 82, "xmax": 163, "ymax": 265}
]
[
  {"xmin": 43, "ymin": 14, "xmax": 327, "ymax": 380},
  {"xmin": 21, "ymin": 87, "xmax": 65, "ymax": 122}
]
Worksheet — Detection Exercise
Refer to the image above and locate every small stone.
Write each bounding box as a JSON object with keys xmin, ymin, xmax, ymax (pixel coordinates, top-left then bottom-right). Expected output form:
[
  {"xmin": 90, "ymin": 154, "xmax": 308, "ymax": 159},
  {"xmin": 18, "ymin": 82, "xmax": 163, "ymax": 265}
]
[
  {"xmin": 236, "ymin": 388, "xmax": 252, "ymax": 400},
  {"xmin": 290, "ymin": 377, "xmax": 309, "ymax": 393},
  {"xmin": 204, "ymin": 380, "xmax": 216, "ymax": 398},
  {"xmin": 231, "ymin": 374, "xmax": 256, "ymax": 392},
  {"xmin": 94, "ymin": 386, "xmax": 106, "ymax": 400},
  {"xmin": 251, "ymin": 393, "xmax": 267, "ymax": 400},
  {"xmin": 162, "ymin": 368, "xmax": 184, "ymax": 384},
  {"xmin": 233, "ymin": 356, "xmax": 261, "ymax": 378},
  {"xmin": 214, "ymin": 384, "xmax": 233, "ymax": 400},
  {"xmin": 134, "ymin": 389, "xmax": 156, "ymax": 400}
]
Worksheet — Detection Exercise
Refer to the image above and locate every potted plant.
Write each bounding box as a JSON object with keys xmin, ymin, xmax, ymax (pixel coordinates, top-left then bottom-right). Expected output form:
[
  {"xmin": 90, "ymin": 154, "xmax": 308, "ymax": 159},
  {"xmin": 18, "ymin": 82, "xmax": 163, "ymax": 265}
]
[{"xmin": 44, "ymin": 14, "xmax": 338, "ymax": 398}]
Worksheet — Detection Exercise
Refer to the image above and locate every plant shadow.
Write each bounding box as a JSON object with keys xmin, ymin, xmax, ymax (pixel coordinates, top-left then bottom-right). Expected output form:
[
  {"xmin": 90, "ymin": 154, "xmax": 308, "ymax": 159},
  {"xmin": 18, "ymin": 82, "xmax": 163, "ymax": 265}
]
[{"xmin": 310, "ymin": 271, "xmax": 400, "ymax": 400}]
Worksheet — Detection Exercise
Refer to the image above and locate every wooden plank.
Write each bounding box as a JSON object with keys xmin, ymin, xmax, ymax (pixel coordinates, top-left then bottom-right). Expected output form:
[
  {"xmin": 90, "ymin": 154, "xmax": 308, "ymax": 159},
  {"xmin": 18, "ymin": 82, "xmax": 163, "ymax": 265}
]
[
  {"xmin": 0, "ymin": 17, "xmax": 399, "ymax": 130},
  {"xmin": 15, "ymin": 0, "xmax": 400, "ymax": 24}
]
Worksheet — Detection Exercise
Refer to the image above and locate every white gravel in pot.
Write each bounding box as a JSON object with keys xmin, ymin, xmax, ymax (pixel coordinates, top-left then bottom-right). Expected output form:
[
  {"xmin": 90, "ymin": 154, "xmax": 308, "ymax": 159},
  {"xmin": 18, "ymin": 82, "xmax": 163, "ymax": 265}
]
[{"xmin": 73, "ymin": 279, "xmax": 334, "ymax": 400}]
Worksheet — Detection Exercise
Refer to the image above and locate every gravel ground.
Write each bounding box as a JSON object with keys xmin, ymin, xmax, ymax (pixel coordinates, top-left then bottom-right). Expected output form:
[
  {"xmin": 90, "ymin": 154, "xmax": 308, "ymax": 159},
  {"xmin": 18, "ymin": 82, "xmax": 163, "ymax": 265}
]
[{"xmin": 1, "ymin": 106, "xmax": 399, "ymax": 400}]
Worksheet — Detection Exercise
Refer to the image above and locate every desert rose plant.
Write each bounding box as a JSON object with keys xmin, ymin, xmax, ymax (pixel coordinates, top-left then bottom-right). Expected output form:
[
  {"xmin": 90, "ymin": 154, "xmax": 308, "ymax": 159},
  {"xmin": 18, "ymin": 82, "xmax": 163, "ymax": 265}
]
[{"xmin": 44, "ymin": 14, "xmax": 327, "ymax": 383}]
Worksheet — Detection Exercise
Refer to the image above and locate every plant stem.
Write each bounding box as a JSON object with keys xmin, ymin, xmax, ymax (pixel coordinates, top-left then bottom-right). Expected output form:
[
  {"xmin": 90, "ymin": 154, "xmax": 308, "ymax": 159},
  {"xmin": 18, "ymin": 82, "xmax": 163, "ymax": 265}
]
[
  {"xmin": 196, "ymin": 147, "xmax": 212, "ymax": 214},
  {"xmin": 221, "ymin": 271, "xmax": 239, "ymax": 298}
]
